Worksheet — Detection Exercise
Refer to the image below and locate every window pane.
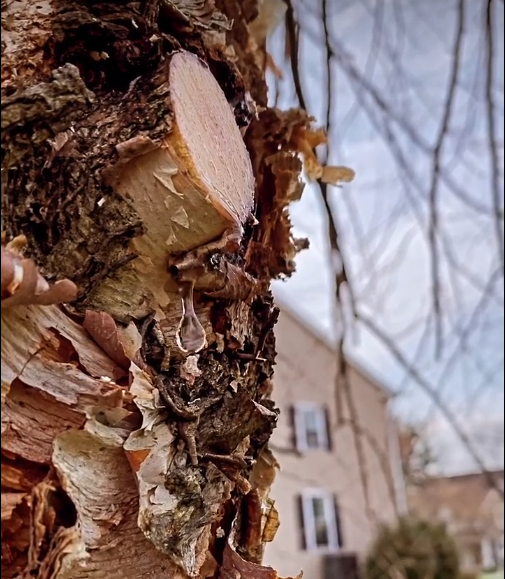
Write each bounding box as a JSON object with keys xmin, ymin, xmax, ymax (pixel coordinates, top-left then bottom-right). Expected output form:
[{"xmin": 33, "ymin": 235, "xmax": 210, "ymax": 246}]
[
  {"xmin": 304, "ymin": 409, "xmax": 323, "ymax": 449},
  {"xmin": 311, "ymin": 497, "xmax": 329, "ymax": 547},
  {"xmin": 306, "ymin": 429, "xmax": 320, "ymax": 449},
  {"xmin": 305, "ymin": 409, "xmax": 318, "ymax": 431}
]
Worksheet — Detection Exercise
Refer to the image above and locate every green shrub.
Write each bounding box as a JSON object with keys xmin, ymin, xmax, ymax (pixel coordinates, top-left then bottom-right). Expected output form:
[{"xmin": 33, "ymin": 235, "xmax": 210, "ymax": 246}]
[{"xmin": 364, "ymin": 517, "xmax": 460, "ymax": 579}]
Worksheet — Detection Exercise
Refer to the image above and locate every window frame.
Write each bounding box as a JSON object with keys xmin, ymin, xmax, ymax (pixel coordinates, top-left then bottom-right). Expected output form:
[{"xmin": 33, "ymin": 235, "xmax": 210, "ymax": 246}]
[
  {"xmin": 301, "ymin": 488, "xmax": 340, "ymax": 553},
  {"xmin": 294, "ymin": 402, "xmax": 330, "ymax": 452}
]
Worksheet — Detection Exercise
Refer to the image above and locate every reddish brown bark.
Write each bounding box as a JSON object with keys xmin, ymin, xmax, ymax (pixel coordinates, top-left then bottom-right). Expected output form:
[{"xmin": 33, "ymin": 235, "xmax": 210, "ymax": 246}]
[{"xmin": 1, "ymin": 1, "xmax": 314, "ymax": 578}]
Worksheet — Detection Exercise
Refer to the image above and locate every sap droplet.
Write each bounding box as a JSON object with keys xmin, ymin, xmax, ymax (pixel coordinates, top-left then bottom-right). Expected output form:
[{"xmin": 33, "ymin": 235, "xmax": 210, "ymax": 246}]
[{"xmin": 176, "ymin": 281, "xmax": 207, "ymax": 354}]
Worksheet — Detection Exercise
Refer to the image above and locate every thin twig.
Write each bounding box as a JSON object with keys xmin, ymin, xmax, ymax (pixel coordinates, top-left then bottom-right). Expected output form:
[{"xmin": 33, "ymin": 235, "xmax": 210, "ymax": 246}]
[
  {"xmin": 427, "ymin": 0, "xmax": 465, "ymax": 358},
  {"xmin": 341, "ymin": 413, "xmax": 401, "ymax": 518},
  {"xmin": 286, "ymin": 0, "xmax": 374, "ymax": 522},
  {"xmin": 484, "ymin": 0, "xmax": 505, "ymax": 275},
  {"xmin": 341, "ymin": 383, "xmax": 377, "ymax": 524},
  {"xmin": 283, "ymin": 0, "xmax": 307, "ymax": 111},
  {"xmin": 298, "ymin": 19, "xmax": 504, "ymax": 218},
  {"xmin": 358, "ymin": 310, "xmax": 504, "ymax": 501},
  {"xmin": 319, "ymin": 0, "xmax": 357, "ymax": 426},
  {"xmin": 322, "ymin": 0, "xmax": 375, "ymax": 524},
  {"xmin": 422, "ymin": 267, "xmax": 502, "ymax": 417}
]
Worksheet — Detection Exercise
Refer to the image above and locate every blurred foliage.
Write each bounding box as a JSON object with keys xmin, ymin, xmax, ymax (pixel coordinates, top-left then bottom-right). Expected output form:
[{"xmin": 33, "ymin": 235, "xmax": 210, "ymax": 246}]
[{"xmin": 364, "ymin": 517, "xmax": 460, "ymax": 579}]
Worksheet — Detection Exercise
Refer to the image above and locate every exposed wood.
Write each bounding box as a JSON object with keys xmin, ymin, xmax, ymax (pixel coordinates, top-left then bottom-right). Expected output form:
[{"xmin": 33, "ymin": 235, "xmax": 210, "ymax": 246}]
[
  {"xmin": 107, "ymin": 50, "xmax": 255, "ymax": 311},
  {"xmin": 166, "ymin": 50, "xmax": 254, "ymax": 229}
]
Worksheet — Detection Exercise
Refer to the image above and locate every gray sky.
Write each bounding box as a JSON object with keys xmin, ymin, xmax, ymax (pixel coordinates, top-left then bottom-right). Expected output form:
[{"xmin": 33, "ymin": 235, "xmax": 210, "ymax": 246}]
[{"xmin": 268, "ymin": 0, "xmax": 504, "ymax": 474}]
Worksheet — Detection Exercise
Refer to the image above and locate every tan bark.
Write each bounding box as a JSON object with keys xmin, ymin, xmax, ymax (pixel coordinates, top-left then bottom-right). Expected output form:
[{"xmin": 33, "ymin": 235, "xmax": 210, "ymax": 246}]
[{"xmin": 1, "ymin": 1, "xmax": 312, "ymax": 578}]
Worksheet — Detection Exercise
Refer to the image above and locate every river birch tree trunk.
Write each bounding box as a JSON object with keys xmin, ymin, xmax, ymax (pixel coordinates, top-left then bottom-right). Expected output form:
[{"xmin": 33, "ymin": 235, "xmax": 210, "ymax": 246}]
[{"xmin": 0, "ymin": 1, "xmax": 330, "ymax": 577}]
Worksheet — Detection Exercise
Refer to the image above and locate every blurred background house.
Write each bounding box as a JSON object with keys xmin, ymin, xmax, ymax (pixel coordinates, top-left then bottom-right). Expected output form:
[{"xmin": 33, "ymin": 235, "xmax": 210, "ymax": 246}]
[
  {"xmin": 260, "ymin": 1, "xmax": 504, "ymax": 577},
  {"xmin": 408, "ymin": 471, "xmax": 504, "ymax": 575},
  {"xmin": 263, "ymin": 304, "xmax": 408, "ymax": 579}
]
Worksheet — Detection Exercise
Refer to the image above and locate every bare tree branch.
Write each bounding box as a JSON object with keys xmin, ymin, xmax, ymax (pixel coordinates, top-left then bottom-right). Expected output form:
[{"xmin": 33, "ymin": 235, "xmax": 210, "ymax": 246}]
[
  {"xmin": 319, "ymin": 0, "xmax": 377, "ymax": 528},
  {"xmin": 427, "ymin": 0, "xmax": 465, "ymax": 358},
  {"xmin": 484, "ymin": 0, "xmax": 505, "ymax": 274},
  {"xmin": 297, "ymin": 19, "xmax": 504, "ymax": 218},
  {"xmin": 358, "ymin": 309, "xmax": 504, "ymax": 500},
  {"xmin": 275, "ymin": 0, "xmax": 503, "ymax": 507},
  {"xmin": 286, "ymin": 0, "xmax": 377, "ymax": 524},
  {"xmin": 283, "ymin": 0, "xmax": 307, "ymax": 111}
]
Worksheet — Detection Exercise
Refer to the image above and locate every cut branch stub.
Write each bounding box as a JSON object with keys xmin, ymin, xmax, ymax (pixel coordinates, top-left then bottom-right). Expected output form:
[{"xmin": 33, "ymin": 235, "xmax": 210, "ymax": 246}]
[
  {"xmin": 100, "ymin": 49, "xmax": 256, "ymax": 316},
  {"xmin": 167, "ymin": 50, "xmax": 254, "ymax": 227},
  {"xmin": 111, "ymin": 50, "xmax": 255, "ymax": 270}
]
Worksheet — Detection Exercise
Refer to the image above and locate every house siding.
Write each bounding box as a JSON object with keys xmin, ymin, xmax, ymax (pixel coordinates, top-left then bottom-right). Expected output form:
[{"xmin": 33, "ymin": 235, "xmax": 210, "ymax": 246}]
[{"xmin": 263, "ymin": 309, "xmax": 404, "ymax": 578}]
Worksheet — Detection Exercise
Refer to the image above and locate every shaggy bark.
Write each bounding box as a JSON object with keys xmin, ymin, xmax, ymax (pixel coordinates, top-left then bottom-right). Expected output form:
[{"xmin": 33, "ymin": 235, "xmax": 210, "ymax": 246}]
[{"xmin": 1, "ymin": 1, "xmax": 316, "ymax": 578}]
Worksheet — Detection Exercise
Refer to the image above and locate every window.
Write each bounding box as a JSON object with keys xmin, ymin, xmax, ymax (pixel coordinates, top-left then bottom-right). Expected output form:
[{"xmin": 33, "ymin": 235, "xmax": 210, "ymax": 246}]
[
  {"xmin": 293, "ymin": 402, "xmax": 331, "ymax": 451},
  {"xmin": 299, "ymin": 489, "xmax": 342, "ymax": 552}
]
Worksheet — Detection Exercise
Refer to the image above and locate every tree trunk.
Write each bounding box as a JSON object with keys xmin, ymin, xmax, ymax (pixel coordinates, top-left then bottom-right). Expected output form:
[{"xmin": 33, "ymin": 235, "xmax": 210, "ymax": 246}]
[{"xmin": 1, "ymin": 1, "xmax": 312, "ymax": 577}]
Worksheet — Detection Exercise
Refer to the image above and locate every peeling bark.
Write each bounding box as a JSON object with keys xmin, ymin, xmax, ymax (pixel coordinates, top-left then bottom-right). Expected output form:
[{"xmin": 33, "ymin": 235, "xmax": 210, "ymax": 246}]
[{"xmin": 2, "ymin": 1, "xmax": 315, "ymax": 578}]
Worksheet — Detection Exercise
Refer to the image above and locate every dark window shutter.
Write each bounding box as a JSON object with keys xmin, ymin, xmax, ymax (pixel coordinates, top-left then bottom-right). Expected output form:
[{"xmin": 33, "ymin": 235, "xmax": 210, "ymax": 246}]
[
  {"xmin": 324, "ymin": 405, "xmax": 333, "ymax": 451},
  {"xmin": 333, "ymin": 495, "xmax": 344, "ymax": 548},
  {"xmin": 295, "ymin": 494, "xmax": 307, "ymax": 550},
  {"xmin": 288, "ymin": 404, "xmax": 298, "ymax": 450},
  {"xmin": 324, "ymin": 554, "xmax": 361, "ymax": 579}
]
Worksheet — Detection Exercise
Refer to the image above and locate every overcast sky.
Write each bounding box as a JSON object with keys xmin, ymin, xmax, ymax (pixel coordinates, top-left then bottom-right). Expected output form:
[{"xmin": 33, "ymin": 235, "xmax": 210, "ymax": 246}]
[{"xmin": 268, "ymin": 0, "xmax": 504, "ymax": 474}]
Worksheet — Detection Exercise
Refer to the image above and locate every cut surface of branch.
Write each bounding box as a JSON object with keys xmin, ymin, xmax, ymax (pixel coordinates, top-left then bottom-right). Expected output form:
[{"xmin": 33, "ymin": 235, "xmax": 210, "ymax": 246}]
[
  {"xmin": 112, "ymin": 50, "xmax": 255, "ymax": 262},
  {"xmin": 102, "ymin": 50, "xmax": 256, "ymax": 314}
]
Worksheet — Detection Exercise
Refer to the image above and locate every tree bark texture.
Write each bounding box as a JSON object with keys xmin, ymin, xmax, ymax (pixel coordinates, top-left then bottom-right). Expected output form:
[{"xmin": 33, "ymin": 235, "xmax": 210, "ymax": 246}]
[{"xmin": 1, "ymin": 1, "xmax": 315, "ymax": 578}]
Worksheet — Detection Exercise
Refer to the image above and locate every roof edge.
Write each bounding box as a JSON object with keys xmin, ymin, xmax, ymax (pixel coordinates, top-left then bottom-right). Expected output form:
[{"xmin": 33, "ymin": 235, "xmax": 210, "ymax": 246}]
[
  {"xmin": 419, "ymin": 468, "xmax": 504, "ymax": 483},
  {"xmin": 273, "ymin": 292, "xmax": 395, "ymax": 399}
]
